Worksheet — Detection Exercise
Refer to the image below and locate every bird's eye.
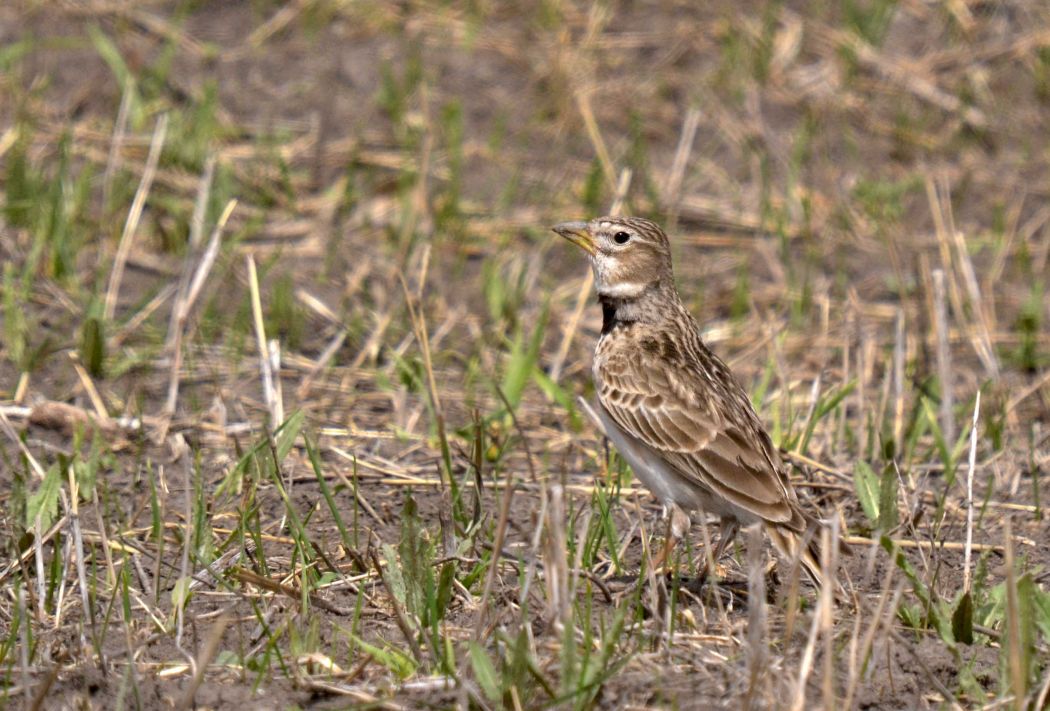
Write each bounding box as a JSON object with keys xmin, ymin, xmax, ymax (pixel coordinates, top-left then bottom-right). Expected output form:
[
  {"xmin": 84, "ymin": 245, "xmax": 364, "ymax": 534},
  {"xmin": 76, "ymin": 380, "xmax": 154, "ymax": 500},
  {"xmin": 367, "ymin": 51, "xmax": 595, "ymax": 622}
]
[{"xmin": 613, "ymin": 231, "xmax": 631, "ymax": 244}]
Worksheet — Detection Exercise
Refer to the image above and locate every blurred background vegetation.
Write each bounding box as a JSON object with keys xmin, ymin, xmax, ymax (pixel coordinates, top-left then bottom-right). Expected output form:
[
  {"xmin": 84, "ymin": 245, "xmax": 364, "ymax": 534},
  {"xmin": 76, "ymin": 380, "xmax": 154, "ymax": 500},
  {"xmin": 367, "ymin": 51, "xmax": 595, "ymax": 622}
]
[{"xmin": 1, "ymin": 1, "xmax": 1048, "ymax": 708}]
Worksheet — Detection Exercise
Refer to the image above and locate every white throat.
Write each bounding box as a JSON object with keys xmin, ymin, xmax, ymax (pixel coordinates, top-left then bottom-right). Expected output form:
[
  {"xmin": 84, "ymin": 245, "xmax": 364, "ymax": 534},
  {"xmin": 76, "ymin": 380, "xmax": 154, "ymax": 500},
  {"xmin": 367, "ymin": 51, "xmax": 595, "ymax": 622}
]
[{"xmin": 596, "ymin": 282, "xmax": 647, "ymax": 299}]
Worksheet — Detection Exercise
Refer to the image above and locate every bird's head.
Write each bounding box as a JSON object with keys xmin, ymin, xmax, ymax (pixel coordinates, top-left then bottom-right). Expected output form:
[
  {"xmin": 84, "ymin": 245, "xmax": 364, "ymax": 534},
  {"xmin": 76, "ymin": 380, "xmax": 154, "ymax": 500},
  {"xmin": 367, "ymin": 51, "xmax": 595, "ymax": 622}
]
[{"xmin": 552, "ymin": 216, "xmax": 673, "ymax": 299}]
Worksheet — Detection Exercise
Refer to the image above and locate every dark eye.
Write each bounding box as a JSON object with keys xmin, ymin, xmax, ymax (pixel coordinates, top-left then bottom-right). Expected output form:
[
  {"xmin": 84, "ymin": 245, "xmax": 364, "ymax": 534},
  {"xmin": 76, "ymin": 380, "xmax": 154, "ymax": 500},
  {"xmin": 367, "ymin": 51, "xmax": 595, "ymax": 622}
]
[{"xmin": 613, "ymin": 231, "xmax": 631, "ymax": 244}]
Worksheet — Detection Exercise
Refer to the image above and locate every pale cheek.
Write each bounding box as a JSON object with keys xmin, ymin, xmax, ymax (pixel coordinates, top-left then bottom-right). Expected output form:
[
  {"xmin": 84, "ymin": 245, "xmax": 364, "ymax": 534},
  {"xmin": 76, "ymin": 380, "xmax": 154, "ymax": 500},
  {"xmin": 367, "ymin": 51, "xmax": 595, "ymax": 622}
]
[{"xmin": 593, "ymin": 256, "xmax": 622, "ymax": 284}]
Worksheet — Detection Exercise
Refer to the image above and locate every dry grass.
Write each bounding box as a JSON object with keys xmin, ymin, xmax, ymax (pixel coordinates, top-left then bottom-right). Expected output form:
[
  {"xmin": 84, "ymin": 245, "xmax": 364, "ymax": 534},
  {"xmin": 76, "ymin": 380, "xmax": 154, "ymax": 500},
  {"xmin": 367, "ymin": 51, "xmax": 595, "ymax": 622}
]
[{"xmin": 1, "ymin": 1, "xmax": 1049, "ymax": 708}]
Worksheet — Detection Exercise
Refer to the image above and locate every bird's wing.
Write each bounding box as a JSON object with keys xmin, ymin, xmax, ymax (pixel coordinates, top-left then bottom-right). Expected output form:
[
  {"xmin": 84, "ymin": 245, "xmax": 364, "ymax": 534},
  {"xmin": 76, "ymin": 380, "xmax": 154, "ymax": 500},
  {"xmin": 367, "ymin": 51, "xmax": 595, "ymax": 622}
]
[{"xmin": 597, "ymin": 345, "xmax": 799, "ymax": 526}]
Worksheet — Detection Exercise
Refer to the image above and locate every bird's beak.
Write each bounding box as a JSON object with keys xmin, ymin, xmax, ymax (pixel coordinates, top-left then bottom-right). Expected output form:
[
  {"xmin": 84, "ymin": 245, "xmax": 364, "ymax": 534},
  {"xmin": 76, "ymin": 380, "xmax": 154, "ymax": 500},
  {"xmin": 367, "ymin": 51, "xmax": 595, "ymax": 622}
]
[{"xmin": 552, "ymin": 221, "xmax": 596, "ymax": 256}]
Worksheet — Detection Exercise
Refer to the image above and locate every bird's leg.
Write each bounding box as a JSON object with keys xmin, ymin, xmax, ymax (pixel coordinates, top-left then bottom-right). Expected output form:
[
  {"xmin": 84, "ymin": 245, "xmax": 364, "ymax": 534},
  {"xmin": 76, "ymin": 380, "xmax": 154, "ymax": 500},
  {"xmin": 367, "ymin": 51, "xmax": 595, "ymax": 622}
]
[
  {"xmin": 698, "ymin": 518, "xmax": 740, "ymax": 581},
  {"xmin": 648, "ymin": 516, "xmax": 677, "ymax": 574},
  {"xmin": 648, "ymin": 505, "xmax": 690, "ymax": 574}
]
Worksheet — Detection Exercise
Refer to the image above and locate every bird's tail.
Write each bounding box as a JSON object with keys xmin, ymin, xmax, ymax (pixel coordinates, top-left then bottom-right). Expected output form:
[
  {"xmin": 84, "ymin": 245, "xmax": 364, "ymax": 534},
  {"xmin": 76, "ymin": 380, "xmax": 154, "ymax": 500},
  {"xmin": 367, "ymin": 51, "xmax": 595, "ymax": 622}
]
[{"xmin": 765, "ymin": 518, "xmax": 848, "ymax": 596}]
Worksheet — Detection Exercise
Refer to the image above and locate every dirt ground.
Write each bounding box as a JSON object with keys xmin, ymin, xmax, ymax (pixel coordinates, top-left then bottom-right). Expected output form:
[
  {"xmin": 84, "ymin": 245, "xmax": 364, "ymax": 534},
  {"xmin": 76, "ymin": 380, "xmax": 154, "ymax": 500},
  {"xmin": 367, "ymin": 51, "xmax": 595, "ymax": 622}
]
[{"xmin": 1, "ymin": 1, "xmax": 1050, "ymax": 709}]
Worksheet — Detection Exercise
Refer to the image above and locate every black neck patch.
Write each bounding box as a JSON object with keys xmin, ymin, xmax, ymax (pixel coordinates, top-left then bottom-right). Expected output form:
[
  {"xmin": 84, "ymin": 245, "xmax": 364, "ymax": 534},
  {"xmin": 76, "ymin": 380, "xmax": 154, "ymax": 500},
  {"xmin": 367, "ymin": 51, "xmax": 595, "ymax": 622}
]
[
  {"xmin": 601, "ymin": 300, "xmax": 616, "ymax": 335},
  {"xmin": 600, "ymin": 297, "xmax": 633, "ymax": 335}
]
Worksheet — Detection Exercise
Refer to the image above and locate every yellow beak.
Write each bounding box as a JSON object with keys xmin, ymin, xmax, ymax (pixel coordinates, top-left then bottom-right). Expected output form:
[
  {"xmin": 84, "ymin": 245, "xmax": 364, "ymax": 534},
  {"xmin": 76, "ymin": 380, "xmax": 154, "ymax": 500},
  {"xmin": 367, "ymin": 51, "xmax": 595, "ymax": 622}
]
[{"xmin": 552, "ymin": 221, "xmax": 596, "ymax": 256}]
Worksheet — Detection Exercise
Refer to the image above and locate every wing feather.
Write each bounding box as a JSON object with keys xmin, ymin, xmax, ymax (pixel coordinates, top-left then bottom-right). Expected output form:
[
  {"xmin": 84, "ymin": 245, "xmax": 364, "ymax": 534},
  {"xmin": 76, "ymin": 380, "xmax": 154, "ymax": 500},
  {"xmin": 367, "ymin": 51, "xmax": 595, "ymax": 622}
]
[{"xmin": 597, "ymin": 341, "xmax": 799, "ymax": 527}]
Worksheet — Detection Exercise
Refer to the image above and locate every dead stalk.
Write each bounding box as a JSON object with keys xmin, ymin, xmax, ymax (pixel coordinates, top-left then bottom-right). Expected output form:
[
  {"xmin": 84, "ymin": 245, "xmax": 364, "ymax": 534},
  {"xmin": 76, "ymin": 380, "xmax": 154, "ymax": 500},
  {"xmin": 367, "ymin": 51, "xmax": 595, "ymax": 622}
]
[
  {"xmin": 67, "ymin": 466, "xmax": 93, "ymax": 636},
  {"xmin": 963, "ymin": 391, "xmax": 980, "ymax": 593},
  {"xmin": 842, "ymin": 564, "xmax": 901, "ymax": 710},
  {"xmin": 19, "ymin": 585, "xmax": 29, "ymax": 705},
  {"xmin": 175, "ymin": 615, "xmax": 231, "ymax": 711},
  {"xmin": 545, "ymin": 482, "xmax": 571, "ymax": 629},
  {"xmin": 104, "ymin": 113, "xmax": 168, "ymax": 322},
  {"xmin": 473, "ymin": 451, "xmax": 516, "ymax": 638},
  {"xmin": 175, "ymin": 451, "xmax": 193, "ymax": 651},
  {"xmin": 69, "ymin": 353, "xmax": 111, "ymax": 424},
  {"xmin": 792, "ymin": 522, "xmax": 839, "ymax": 711},
  {"xmin": 1034, "ymin": 663, "xmax": 1050, "ymax": 711},
  {"xmin": 163, "ymin": 199, "xmax": 237, "ymax": 422},
  {"xmin": 101, "ymin": 79, "xmax": 134, "ymax": 212},
  {"xmin": 1004, "ymin": 518, "xmax": 1025, "ymax": 710},
  {"xmin": 189, "ymin": 156, "xmax": 216, "ymax": 250},
  {"xmin": 247, "ymin": 254, "xmax": 281, "ymax": 431},
  {"xmin": 893, "ymin": 308, "xmax": 905, "ymax": 447},
  {"xmin": 820, "ymin": 522, "xmax": 837, "ymax": 709},
  {"xmin": 368, "ymin": 547, "xmax": 425, "ymax": 665},
  {"xmin": 931, "ymin": 268, "xmax": 954, "ymax": 444},
  {"xmin": 27, "ymin": 665, "xmax": 60, "ymax": 711},
  {"xmin": 743, "ymin": 522, "xmax": 767, "ymax": 709},
  {"xmin": 663, "ymin": 106, "xmax": 702, "ymax": 230}
]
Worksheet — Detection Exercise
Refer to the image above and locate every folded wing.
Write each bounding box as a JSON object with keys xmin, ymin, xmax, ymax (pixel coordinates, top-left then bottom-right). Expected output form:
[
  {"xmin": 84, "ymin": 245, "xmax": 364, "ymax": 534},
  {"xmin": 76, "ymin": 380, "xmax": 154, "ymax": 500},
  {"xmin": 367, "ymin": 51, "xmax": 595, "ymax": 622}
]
[{"xmin": 598, "ymin": 347, "xmax": 802, "ymax": 529}]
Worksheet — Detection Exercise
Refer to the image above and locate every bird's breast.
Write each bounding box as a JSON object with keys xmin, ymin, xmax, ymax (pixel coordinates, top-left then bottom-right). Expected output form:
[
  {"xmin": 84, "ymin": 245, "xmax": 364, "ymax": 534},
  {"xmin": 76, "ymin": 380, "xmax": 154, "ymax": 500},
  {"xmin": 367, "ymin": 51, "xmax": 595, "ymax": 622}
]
[{"xmin": 593, "ymin": 329, "xmax": 633, "ymax": 383}]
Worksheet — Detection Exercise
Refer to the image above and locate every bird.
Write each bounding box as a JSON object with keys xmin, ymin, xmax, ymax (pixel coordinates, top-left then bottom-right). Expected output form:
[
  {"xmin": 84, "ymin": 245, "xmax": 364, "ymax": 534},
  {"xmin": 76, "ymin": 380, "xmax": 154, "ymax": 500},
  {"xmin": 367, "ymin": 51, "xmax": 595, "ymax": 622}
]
[{"xmin": 552, "ymin": 215, "xmax": 835, "ymax": 587}]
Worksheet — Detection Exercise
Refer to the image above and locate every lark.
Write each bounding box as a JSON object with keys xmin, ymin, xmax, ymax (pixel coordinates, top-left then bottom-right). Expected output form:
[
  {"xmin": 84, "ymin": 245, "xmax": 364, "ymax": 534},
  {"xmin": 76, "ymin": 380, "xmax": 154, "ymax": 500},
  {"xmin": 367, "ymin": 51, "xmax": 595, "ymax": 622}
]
[{"xmin": 553, "ymin": 216, "xmax": 832, "ymax": 586}]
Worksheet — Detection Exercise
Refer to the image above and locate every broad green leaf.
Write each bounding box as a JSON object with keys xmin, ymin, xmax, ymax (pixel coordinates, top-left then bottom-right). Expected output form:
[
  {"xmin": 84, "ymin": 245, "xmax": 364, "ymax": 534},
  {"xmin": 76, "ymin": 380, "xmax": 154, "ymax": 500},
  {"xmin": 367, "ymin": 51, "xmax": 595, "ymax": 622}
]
[
  {"xmin": 952, "ymin": 591, "xmax": 973, "ymax": 645},
  {"xmin": 971, "ymin": 569, "xmax": 1050, "ymax": 651},
  {"xmin": 898, "ymin": 602, "xmax": 924, "ymax": 630},
  {"xmin": 878, "ymin": 463, "xmax": 899, "ymax": 531},
  {"xmin": 351, "ymin": 636, "xmax": 416, "ymax": 679},
  {"xmin": 434, "ymin": 561, "xmax": 455, "ymax": 623},
  {"xmin": 26, "ymin": 464, "xmax": 62, "ymax": 532},
  {"xmin": 317, "ymin": 572, "xmax": 341, "ymax": 586},
  {"xmin": 1034, "ymin": 586, "xmax": 1050, "ymax": 643},
  {"xmin": 381, "ymin": 543, "xmax": 407, "ymax": 607},
  {"xmin": 398, "ymin": 492, "xmax": 432, "ymax": 620},
  {"xmin": 854, "ymin": 461, "xmax": 880, "ymax": 525},
  {"xmin": 81, "ymin": 316, "xmax": 105, "ymax": 378},
  {"xmin": 120, "ymin": 561, "xmax": 133, "ymax": 621},
  {"xmin": 171, "ymin": 575, "xmax": 192, "ymax": 612},
  {"xmin": 882, "ymin": 536, "xmax": 955, "ymax": 649},
  {"xmin": 469, "ymin": 642, "xmax": 501, "ymax": 702},
  {"xmin": 274, "ymin": 410, "xmax": 304, "ymax": 461},
  {"xmin": 1009, "ymin": 573, "xmax": 1040, "ymax": 683}
]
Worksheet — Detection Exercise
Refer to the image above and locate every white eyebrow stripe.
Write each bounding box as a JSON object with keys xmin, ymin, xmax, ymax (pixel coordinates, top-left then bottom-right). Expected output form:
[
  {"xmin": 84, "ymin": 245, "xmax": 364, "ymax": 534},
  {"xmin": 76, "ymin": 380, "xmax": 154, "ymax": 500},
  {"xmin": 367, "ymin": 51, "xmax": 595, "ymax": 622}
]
[{"xmin": 597, "ymin": 282, "xmax": 647, "ymax": 298}]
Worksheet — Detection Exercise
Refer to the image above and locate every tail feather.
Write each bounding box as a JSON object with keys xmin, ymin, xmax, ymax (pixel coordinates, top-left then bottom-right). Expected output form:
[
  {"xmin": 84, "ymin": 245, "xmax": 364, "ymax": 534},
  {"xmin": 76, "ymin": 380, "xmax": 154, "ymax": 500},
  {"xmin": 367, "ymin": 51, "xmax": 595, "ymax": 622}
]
[{"xmin": 766, "ymin": 519, "xmax": 848, "ymax": 598}]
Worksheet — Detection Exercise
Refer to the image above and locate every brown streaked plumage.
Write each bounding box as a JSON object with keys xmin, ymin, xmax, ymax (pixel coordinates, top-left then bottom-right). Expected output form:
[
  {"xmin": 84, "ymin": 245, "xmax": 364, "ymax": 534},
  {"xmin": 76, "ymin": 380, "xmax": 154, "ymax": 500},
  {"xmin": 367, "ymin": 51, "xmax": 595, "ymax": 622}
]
[{"xmin": 553, "ymin": 215, "xmax": 833, "ymax": 586}]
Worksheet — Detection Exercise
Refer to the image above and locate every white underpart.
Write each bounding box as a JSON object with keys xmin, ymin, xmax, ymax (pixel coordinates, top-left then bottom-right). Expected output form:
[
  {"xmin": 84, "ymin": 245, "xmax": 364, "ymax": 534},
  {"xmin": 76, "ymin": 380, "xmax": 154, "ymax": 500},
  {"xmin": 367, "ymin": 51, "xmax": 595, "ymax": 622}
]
[
  {"xmin": 593, "ymin": 404, "xmax": 681, "ymax": 503},
  {"xmin": 594, "ymin": 403, "xmax": 759, "ymax": 525},
  {"xmin": 596, "ymin": 281, "xmax": 647, "ymax": 298}
]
